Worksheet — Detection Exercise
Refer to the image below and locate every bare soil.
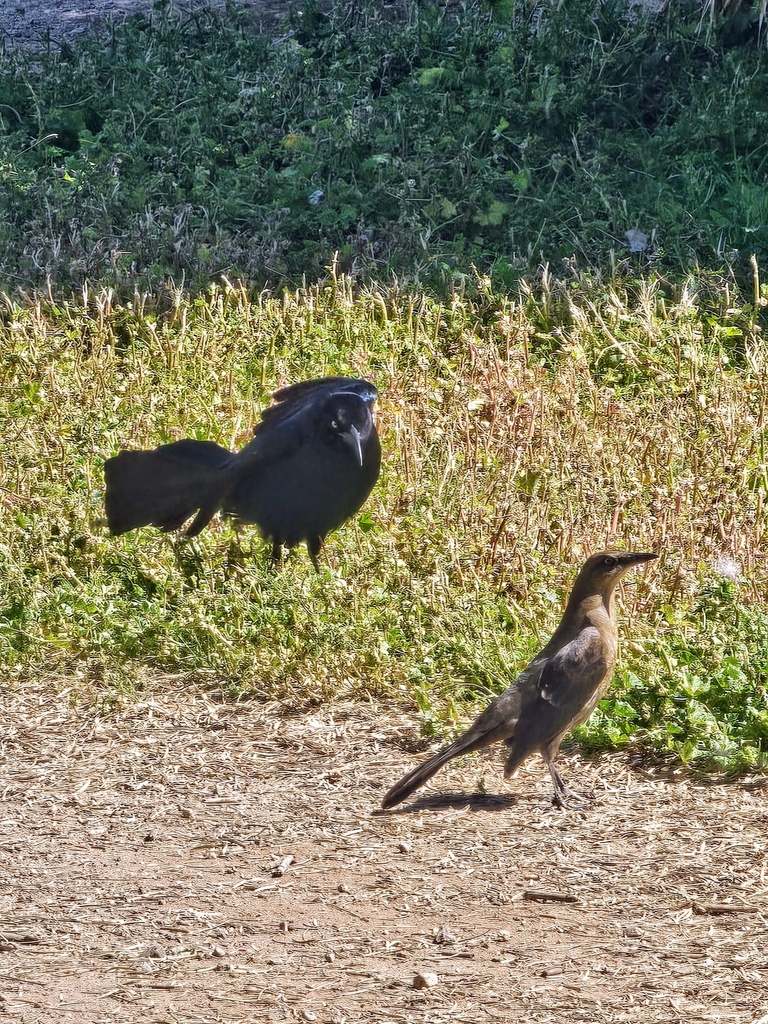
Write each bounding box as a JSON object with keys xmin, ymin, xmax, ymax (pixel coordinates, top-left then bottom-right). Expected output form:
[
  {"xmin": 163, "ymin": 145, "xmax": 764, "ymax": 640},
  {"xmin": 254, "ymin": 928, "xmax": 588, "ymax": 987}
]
[{"xmin": 2, "ymin": 675, "xmax": 768, "ymax": 1023}]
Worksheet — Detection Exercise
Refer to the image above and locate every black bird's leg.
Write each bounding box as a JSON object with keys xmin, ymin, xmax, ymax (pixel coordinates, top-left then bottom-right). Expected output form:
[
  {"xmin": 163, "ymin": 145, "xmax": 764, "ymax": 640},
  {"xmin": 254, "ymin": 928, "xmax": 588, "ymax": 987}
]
[
  {"xmin": 271, "ymin": 540, "xmax": 282, "ymax": 567},
  {"xmin": 307, "ymin": 536, "xmax": 323, "ymax": 573}
]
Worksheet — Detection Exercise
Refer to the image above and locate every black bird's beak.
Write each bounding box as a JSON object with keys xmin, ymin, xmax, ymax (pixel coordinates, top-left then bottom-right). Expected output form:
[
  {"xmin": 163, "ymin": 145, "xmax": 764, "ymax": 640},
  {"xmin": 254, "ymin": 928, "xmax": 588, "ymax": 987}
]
[{"xmin": 349, "ymin": 425, "xmax": 363, "ymax": 467}]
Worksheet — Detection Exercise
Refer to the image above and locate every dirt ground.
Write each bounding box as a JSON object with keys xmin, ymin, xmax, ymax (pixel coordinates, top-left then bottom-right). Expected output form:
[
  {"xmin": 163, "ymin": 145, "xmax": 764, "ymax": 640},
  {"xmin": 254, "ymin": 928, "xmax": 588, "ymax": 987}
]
[{"xmin": 2, "ymin": 675, "xmax": 768, "ymax": 1024}]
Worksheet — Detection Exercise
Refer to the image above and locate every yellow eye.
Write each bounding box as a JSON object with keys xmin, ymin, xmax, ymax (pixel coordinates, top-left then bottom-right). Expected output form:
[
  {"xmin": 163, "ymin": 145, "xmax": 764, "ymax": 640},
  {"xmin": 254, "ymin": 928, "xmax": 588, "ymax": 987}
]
[{"xmin": 331, "ymin": 420, "xmax": 339, "ymax": 430}]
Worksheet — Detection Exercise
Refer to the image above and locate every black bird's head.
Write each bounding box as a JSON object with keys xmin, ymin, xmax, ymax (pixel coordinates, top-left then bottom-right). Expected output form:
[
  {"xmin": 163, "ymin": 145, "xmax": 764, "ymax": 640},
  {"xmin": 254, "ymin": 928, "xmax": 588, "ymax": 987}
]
[{"xmin": 323, "ymin": 393, "xmax": 376, "ymax": 467}]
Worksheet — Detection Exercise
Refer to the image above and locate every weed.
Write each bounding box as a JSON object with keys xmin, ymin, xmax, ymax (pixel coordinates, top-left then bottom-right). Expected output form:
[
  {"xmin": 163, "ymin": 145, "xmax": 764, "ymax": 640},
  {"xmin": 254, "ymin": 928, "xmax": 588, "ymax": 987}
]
[
  {"xmin": 1, "ymin": 274, "xmax": 767, "ymax": 768},
  {"xmin": 1, "ymin": 2, "xmax": 767, "ymax": 292}
]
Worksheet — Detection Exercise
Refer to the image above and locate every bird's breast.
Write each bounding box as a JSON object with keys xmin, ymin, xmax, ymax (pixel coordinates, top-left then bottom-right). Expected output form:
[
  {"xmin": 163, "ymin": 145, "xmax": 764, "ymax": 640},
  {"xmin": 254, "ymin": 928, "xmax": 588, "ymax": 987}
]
[{"xmin": 225, "ymin": 442, "xmax": 377, "ymax": 545}]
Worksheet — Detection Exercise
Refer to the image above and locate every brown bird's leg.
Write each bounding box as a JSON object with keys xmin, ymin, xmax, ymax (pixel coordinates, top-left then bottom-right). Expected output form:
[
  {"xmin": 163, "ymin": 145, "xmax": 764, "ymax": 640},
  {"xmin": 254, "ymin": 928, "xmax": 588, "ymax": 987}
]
[
  {"xmin": 544, "ymin": 744, "xmax": 589, "ymax": 809},
  {"xmin": 547, "ymin": 760, "xmax": 574, "ymax": 808}
]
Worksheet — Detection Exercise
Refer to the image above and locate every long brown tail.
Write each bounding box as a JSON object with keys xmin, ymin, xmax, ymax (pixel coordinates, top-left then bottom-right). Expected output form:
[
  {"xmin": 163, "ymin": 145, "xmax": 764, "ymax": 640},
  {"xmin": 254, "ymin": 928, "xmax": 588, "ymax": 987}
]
[
  {"xmin": 381, "ymin": 726, "xmax": 500, "ymax": 807},
  {"xmin": 381, "ymin": 745, "xmax": 461, "ymax": 808},
  {"xmin": 382, "ymin": 684, "xmax": 529, "ymax": 808}
]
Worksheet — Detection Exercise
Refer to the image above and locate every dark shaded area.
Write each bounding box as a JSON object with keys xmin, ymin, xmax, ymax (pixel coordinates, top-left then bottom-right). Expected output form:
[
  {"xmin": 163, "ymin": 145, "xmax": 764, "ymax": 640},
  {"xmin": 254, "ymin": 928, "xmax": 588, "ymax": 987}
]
[
  {"xmin": 0, "ymin": 1, "xmax": 767, "ymax": 292},
  {"xmin": 374, "ymin": 791, "xmax": 520, "ymax": 813}
]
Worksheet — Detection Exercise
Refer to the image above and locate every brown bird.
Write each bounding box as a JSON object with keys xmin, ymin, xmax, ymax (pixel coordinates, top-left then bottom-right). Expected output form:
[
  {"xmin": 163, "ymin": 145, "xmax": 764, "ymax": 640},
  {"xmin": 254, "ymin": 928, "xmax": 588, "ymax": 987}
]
[{"xmin": 382, "ymin": 550, "xmax": 658, "ymax": 809}]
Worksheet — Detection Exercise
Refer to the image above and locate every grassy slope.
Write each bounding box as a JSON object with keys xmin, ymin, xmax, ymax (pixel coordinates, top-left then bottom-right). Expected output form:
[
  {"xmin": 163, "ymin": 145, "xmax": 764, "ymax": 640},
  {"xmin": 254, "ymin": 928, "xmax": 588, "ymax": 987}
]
[
  {"xmin": 1, "ymin": 276, "xmax": 767, "ymax": 768},
  {"xmin": 0, "ymin": 1, "xmax": 767, "ymax": 291},
  {"xmin": 1, "ymin": 2, "xmax": 767, "ymax": 770}
]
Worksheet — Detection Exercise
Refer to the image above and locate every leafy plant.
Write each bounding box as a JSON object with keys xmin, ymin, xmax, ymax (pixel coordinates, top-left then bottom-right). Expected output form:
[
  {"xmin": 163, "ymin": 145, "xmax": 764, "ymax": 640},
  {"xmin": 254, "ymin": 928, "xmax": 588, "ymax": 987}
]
[{"xmin": 1, "ymin": 1, "xmax": 767, "ymax": 293}]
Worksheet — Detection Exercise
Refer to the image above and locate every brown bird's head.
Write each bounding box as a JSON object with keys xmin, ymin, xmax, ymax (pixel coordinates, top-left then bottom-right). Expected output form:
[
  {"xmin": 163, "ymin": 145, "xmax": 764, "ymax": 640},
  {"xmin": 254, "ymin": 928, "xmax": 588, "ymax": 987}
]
[{"xmin": 568, "ymin": 549, "xmax": 658, "ymax": 607}]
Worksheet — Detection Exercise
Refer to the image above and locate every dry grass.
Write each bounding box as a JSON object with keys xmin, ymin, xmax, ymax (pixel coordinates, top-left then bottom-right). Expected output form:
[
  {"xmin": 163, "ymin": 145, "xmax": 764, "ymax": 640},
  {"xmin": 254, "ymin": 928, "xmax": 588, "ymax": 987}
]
[{"xmin": 0, "ymin": 274, "xmax": 767, "ymax": 764}]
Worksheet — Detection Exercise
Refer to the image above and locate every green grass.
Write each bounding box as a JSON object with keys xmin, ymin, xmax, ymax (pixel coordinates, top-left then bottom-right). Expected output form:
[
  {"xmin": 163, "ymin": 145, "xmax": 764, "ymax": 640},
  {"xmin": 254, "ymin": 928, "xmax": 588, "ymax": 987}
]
[
  {"xmin": 1, "ymin": 273, "xmax": 767, "ymax": 769},
  {"xmin": 1, "ymin": 0, "xmax": 767, "ymax": 292}
]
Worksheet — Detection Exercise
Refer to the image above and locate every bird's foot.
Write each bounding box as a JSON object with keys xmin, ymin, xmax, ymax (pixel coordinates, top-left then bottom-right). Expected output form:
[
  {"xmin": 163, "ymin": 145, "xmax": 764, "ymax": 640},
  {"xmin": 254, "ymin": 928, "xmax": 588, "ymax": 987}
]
[{"xmin": 551, "ymin": 788, "xmax": 591, "ymax": 810}]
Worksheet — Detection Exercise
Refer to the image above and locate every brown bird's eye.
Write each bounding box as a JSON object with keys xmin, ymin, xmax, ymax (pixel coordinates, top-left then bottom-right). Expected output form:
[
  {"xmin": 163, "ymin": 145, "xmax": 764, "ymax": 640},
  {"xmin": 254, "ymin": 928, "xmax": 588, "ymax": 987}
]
[{"xmin": 603, "ymin": 555, "xmax": 618, "ymax": 567}]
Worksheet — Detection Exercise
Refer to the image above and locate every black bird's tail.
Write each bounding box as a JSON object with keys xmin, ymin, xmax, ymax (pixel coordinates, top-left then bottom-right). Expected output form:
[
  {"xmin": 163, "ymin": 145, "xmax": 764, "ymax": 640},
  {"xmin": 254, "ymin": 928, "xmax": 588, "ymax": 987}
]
[{"xmin": 104, "ymin": 439, "xmax": 232, "ymax": 536}]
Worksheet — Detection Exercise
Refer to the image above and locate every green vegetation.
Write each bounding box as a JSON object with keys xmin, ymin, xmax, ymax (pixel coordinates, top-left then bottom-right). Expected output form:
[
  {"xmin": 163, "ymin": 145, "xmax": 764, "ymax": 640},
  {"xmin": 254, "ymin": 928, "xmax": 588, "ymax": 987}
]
[
  {"xmin": 1, "ymin": 0, "xmax": 767, "ymax": 292},
  {"xmin": 1, "ymin": 276, "xmax": 767, "ymax": 769},
  {"xmin": 1, "ymin": 1, "xmax": 767, "ymax": 771}
]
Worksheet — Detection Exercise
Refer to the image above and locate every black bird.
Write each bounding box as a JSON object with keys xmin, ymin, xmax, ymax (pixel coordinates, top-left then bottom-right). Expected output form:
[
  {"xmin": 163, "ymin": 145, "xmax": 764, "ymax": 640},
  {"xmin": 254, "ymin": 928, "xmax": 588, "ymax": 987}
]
[
  {"xmin": 104, "ymin": 377, "xmax": 381, "ymax": 569},
  {"xmin": 382, "ymin": 550, "xmax": 658, "ymax": 809}
]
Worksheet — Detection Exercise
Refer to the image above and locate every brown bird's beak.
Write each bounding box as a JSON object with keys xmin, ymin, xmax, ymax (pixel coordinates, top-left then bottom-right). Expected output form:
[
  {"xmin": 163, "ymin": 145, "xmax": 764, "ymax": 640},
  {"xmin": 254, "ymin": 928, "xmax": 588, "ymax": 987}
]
[{"xmin": 619, "ymin": 551, "xmax": 658, "ymax": 566}]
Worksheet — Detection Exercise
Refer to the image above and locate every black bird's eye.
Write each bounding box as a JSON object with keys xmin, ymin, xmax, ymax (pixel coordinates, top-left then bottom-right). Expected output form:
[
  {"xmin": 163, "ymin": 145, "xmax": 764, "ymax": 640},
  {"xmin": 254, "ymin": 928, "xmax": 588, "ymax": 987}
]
[
  {"xmin": 331, "ymin": 420, "xmax": 339, "ymax": 430},
  {"xmin": 603, "ymin": 555, "xmax": 618, "ymax": 568}
]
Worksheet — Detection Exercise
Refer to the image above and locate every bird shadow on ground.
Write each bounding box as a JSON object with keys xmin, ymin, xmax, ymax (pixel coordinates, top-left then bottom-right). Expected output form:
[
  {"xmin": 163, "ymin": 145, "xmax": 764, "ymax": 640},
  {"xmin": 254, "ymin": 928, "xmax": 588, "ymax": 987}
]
[{"xmin": 373, "ymin": 791, "xmax": 519, "ymax": 815}]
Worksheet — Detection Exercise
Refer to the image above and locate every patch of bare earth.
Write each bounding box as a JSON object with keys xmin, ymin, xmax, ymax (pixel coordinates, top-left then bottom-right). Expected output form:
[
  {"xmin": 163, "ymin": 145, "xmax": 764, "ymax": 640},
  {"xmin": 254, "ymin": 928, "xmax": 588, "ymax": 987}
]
[{"xmin": 1, "ymin": 676, "xmax": 768, "ymax": 1023}]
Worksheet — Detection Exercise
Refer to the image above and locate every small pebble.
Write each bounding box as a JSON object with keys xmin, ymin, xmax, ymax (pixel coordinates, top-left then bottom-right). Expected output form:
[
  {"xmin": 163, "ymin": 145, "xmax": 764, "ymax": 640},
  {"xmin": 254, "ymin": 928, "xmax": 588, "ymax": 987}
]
[
  {"xmin": 271, "ymin": 854, "xmax": 295, "ymax": 877},
  {"xmin": 413, "ymin": 971, "xmax": 439, "ymax": 990}
]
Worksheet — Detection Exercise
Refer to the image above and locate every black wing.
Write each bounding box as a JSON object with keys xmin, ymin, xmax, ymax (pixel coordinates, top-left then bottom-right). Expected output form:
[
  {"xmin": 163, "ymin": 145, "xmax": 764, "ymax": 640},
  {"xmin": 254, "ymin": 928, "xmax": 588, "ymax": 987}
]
[{"xmin": 254, "ymin": 377, "xmax": 378, "ymax": 437}]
